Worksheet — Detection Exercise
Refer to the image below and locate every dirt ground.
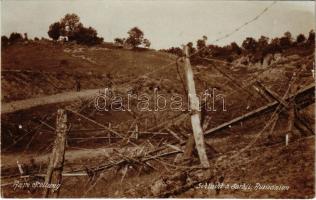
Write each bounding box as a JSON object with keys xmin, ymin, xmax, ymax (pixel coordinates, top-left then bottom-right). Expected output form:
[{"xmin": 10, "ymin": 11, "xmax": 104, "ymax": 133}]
[{"xmin": 1, "ymin": 42, "xmax": 315, "ymax": 198}]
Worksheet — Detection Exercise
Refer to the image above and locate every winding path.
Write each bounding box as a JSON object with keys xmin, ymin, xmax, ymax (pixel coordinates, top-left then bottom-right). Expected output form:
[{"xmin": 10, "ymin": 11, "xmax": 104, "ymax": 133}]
[{"xmin": 1, "ymin": 89, "xmax": 102, "ymax": 114}]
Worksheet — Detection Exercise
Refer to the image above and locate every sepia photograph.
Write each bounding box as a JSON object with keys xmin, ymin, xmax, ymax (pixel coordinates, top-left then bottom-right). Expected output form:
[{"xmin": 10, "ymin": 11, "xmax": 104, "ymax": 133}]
[{"xmin": 1, "ymin": 0, "xmax": 315, "ymax": 198}]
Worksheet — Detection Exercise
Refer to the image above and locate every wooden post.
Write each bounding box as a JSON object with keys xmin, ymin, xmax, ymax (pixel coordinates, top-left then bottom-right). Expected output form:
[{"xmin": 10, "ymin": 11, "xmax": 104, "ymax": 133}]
[
  {"xmin": 43, "ymin": 109, "xmax": 67, "ymax": 198},
  {"xmin": 286, "ymin": 102, "xmax": 295, "ymax": 145},
  {"xmin": 182, "ymin": 45, "xmax": 210, "ymax": 168}
]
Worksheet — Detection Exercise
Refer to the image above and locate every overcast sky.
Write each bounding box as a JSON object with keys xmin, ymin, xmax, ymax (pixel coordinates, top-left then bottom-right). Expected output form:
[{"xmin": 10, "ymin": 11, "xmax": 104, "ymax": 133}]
[{"xmin": 1, "ymin": 0, "xmax": 315, "ymax": 49}]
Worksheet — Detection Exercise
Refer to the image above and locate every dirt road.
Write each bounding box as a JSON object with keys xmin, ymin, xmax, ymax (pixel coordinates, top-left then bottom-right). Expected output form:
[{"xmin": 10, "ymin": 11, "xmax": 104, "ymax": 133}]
[
  {"xmin": 1, "ymin": 146, "xmax": 140, "ymax": 171},
  {"xmin": 1, "ymin": 89, "xmax": 102, "ymax": 114}
]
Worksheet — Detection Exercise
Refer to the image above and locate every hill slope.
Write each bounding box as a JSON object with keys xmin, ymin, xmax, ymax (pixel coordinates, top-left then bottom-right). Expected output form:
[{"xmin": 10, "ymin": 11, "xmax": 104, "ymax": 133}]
[
  {"xmin": 1, "ymin": 42, "xmax": 178, "ymax": 102},
  {"xmin": 1, "ymin": 41, "xmax": 315, "ymax": 198}
]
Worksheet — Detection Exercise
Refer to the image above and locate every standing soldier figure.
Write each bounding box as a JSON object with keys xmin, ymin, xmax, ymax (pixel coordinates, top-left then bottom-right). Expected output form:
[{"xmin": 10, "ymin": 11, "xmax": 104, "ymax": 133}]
[
  {"xmin": 107, "ymin": 74, "xmax": 113, "ymax": 89},
  {"xmin": 76, "ymin": 77, "xmax": 81, "ymax": 92}
]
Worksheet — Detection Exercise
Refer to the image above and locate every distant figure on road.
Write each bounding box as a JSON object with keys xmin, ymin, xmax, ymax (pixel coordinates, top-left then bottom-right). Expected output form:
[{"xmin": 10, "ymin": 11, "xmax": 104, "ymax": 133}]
[
  {"xmin": 106, "ymin": 74, "xmax": 113, "ymax": 89},
  {"xmin": 75, "ymin": 78, "xmax": 81, "ymax": 92}
]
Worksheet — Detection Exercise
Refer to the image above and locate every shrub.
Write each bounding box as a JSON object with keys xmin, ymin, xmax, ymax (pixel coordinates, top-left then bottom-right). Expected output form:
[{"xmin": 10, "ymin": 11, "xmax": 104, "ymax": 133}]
[
  {"xmin": 48, "ymin": 22, "xmax": 62, "ymax": 41},
  {"xmin": 9, "ymin": 32, "xmax": 23, "ymax": 44},
  {"xmin": 296, "ymin": 34, "xmax": 306, "ymax": 44},
  {"xmin": 1, "ymin": 35, "xmax": 9, "ymax": 48}
]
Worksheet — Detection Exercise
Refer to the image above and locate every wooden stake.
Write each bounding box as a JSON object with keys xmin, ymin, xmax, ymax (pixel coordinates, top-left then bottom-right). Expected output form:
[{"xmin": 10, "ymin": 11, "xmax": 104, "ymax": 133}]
[
  {"xmin": 286, "ymin": 103, "xmax": 295, "ymax": 142},
  {"xmin": 16, "ymin": 160, "xmax": 24, "ymax": 175},
  {"xmin": 43, "ymin": 109, "xmax": 67, "ymax": 198},
  {"xmin": 135, "ymin": 124, "xmax": 139, "ymax": 140},
  {"xmin": 183, "ymin": 45, "xmax": 210, "ymax": 168}
]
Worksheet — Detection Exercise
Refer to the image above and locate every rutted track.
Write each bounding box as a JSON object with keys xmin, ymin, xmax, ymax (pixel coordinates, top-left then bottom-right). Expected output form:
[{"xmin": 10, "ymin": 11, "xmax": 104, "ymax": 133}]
[{"xmin": 1, "ymin": 89, "xmax": 101, "ymax": 114}]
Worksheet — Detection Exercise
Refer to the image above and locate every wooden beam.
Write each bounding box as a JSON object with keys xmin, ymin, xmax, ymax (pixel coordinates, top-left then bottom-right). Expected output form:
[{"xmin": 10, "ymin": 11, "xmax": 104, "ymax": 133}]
[
  {"xmin": 256, "ymin": 81, "xmax": 289, "ymax": 108},
  {"xmin": 43, "ymin": 109, "xmax": 67, "ymax": 198},
  {"xmin": 286, "ymin": 103, "xmax": 295, "ymax": 142},
  {"xmin": 183, "ymin": 45, "xmax": 210, "ymax": 168}
]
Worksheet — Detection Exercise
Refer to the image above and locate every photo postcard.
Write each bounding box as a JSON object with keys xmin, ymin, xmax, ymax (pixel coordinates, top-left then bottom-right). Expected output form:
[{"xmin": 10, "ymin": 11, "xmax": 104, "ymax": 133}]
[{"xmin": 1, "ymin": 0, "xmax": 315, "ymax": 198}]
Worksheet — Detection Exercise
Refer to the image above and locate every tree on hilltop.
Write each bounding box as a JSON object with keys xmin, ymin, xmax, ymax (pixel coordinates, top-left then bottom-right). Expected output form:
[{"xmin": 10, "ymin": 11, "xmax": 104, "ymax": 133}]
[
  {"xmin": 296, "ymin": 34, "xmax": 306, "ymax": 44},
  {"xmin": 242, "ymin": 37, "xmax": 257, "ymax": 52},
  {"xmin": 279, "ymin": 31, "xmax": 292, "ymax": 48},
  {"xmin": 115, "ymin": 27, "xmax": 151, "ymax": 49},
  {"xmin": 126, "ymin": 27, "xmax": 144, "ymax": 48},
  {"xmin": 143, "ymin": 38, "xmax": 151, "ymax": 48},
  {"xmin": 1, "ymin": 36, "xmax": 9, "ymax": 47},
  {"xmin": 307, "ymin": 30, "xmax": 315, "ymax": 45},
  {"xmin": 47, "ymin": 13, "xmax": 103, "ymax": 45},
  {"xmin": 48, "ymin": 22, "xmax": 62, "ymax": 41},
  {"xmin": 9, "ymin": 32, "xmax": 23, "ymax": 43},
  {"xmin": 60, "ymin": 13, "xmax": 81, "ymax": 40}
]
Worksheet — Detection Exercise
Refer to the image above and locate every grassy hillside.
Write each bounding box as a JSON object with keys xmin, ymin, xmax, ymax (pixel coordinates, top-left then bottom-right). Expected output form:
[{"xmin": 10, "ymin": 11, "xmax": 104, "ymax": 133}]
[
  {"xmin": 1, "ymin": 41, "xmax": 178, "ymax": 102},
  {"xmin": 2, "ymin": 41, "xmax": 176, "ymax": 74}
]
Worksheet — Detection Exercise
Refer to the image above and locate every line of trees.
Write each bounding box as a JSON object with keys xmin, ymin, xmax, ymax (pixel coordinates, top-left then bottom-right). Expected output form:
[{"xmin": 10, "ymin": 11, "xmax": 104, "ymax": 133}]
[
  {"xmin": 47, "ymin": 13, "xmax": 151, "ymax": 48},
  {"xmin": 2, "ymin": 18, "xmax": 152, "ymax": 50},
  {"xmin": 1, "ymin": 32, "xmax": 29, "ymax": 47},
  {"xmin": 241, "ymin": 31, "xmax": 315, "ymax": 54},
  {"xmin": 160, "ymin": 30, "xmax": 315, "ymax": 63}
]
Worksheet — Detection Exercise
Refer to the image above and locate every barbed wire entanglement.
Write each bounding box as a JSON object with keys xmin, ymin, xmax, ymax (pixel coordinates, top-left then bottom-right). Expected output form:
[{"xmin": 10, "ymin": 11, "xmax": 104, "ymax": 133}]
[
  {"xmin": 3, "ymin": 1, "xmax": 315, "ymax": 197},
  {"xmin": 0, "ymin": 0, "xmax": 283, "ymax": 153},
  {"xmin": 225, "ymin": 66, "xmax": 305, "ymax": 159},
  {"xmin": 2, "ymin": 0, "xmax": 304, "ymax": 166}
]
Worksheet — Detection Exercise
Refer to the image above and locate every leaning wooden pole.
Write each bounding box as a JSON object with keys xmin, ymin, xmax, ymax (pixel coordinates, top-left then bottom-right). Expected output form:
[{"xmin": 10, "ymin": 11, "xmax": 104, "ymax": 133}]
[
  {"xmin": 182, "ymin": 45, "xmax": 210, "ymax": 168},
  {"xmin": 43, "ymin": 109, "xmax": 68, "ymax": 198}
]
